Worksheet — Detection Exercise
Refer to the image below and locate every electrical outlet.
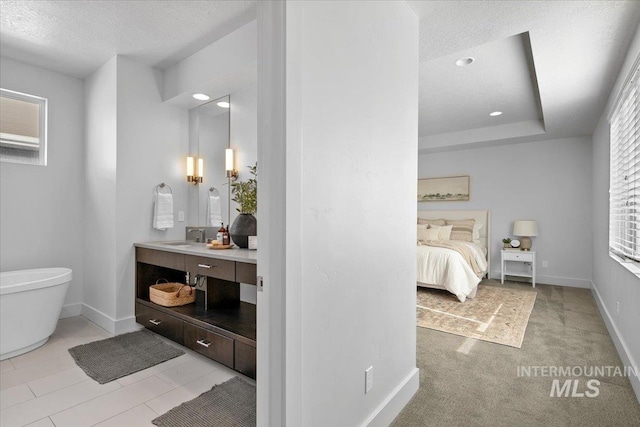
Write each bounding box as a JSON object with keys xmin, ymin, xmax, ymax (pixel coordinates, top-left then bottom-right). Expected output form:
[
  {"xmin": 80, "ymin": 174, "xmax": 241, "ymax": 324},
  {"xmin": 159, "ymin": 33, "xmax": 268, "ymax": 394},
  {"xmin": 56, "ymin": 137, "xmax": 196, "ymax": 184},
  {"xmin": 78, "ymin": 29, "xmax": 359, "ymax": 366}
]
[
  {"xmin": 178, "ymin": 211, "xmax": 185, "ymax": 222},
  {"xmin": 542, "ymin": 260, "xmax": 548, "ymax": 268},
  {"xmin": 365, "ymin": 366, "xmax": 373, "ymax": 394},
  {"xmin": 616, "ymin": 301, "xmax": 620, "ymax": 316}
]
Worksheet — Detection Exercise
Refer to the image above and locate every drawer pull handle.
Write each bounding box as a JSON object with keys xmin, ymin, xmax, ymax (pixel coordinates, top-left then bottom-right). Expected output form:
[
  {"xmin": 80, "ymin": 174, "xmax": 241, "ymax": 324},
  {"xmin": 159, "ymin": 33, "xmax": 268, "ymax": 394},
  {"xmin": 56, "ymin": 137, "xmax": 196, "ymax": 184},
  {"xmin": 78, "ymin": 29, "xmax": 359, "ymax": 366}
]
[
  {"xmin": 149, "ymin": 319, "xmax": 162, "ymax": 326},
  {"xmin": 196, "ymin": 339, "xmax": 212, "ymax": 348},
  {"xmin": 198, "ymin": 264, "xmax": 214, "ymax": 269}
]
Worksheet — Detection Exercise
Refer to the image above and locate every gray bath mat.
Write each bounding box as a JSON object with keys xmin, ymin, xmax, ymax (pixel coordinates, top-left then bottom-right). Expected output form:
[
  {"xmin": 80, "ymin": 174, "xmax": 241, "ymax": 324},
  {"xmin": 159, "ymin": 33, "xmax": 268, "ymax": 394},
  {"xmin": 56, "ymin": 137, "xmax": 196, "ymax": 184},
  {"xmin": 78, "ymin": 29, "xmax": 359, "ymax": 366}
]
[
  {"xmin": 68, "ymin": 330, "xmax": 184, "ymax": 384},
  {"xmin": 152, "ymin": 377, "xmax": 256, "ymax": 427}
]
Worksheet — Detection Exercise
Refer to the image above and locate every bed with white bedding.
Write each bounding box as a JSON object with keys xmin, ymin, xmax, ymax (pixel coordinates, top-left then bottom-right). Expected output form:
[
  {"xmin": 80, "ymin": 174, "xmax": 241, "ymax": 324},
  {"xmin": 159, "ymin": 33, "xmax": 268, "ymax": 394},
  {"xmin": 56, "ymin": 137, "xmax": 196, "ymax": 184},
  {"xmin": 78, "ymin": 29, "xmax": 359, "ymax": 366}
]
[{"xmin": 417, "ymin": 210, "xmax": 490, "ymax": 302}]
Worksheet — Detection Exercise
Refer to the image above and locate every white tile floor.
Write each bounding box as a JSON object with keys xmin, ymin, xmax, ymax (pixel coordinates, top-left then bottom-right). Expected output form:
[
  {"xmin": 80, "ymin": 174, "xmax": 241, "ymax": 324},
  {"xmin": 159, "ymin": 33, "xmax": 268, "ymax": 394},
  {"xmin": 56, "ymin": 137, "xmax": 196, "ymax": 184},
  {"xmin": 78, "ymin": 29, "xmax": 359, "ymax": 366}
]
[{"xmin": 0, "ymin": 316, "xmax": 251, "ymax": 427}]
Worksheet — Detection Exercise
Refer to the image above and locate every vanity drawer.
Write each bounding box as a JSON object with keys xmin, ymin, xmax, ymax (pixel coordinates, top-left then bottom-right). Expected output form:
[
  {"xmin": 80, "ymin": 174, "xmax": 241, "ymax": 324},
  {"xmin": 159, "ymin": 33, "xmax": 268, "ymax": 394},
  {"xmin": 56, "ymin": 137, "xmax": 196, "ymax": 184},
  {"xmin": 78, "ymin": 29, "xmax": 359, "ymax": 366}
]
[
  {"xmin": 234, "ymin": 341, "xmax": 256, "ymax": 379},
  {"xmin": 183, "ymin": 322, "xmax": 234, "ymax": 368},
  {"xmin": 186, "ymin": 255, "xmax": 235, "ymax": 282},
  {"xmin": 503, "ymin": 251, "xmax": 534, "ymax": 262},
  {"xmin": 136, "ymin": 303, "xmax": 183, "ymax": 344},
  {"xmin": 236, "ymin": 262, "xmax": 257, "ymax": 285},
  {"xmin": 137, "ymin": 248, "xmax": 185, "ymax": 271}
]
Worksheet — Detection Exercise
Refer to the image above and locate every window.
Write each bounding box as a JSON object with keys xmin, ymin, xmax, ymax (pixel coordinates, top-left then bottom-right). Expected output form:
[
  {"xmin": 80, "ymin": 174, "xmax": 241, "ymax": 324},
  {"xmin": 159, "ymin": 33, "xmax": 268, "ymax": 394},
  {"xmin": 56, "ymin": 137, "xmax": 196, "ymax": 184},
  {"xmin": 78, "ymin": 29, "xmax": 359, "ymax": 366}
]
[
  {"xmin": 609, "ymin": 58, "xmax": 640, "ymax": 263},
  {"xmin": 0, "ymin": 88, "xmax": 48, "ymax": 166}
]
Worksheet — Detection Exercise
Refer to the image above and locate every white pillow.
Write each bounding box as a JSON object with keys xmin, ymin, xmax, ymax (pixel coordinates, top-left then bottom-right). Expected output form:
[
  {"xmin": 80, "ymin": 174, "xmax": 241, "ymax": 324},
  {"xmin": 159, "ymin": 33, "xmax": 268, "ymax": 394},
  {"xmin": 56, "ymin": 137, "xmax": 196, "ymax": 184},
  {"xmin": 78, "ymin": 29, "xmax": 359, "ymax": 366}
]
[
  {"xmin": 417, "ymin": 224, "xmax": 431, "ymax": 242},
  {"xmin": 473, "ymin": 223, "xmax": 483, "ymax": 241},
  {"xmin": 427, "ymin": 224, "xmax": 452, "ymax": 241}
]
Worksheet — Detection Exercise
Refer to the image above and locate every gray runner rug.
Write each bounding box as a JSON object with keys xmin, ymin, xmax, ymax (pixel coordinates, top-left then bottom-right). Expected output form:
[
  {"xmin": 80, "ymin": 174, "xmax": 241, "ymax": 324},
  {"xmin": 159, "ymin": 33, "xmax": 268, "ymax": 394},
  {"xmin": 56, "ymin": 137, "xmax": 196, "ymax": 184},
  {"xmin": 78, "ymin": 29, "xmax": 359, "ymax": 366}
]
[
  {"xmin": 152, "ymin": 377, "xmax": 256, "ymax": 427},
  {"xmin": 68, "ymin": 330, "xmax": 184, "ymax": 384}
]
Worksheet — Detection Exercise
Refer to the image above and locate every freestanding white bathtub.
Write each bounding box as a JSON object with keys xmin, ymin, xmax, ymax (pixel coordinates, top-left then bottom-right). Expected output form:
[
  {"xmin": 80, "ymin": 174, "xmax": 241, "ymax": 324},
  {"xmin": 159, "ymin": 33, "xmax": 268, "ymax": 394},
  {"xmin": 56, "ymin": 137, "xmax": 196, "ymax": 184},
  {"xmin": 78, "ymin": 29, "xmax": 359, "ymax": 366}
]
[{"xmin": 0, "ymin": 268, "xmax": 72, "ymax": 360}]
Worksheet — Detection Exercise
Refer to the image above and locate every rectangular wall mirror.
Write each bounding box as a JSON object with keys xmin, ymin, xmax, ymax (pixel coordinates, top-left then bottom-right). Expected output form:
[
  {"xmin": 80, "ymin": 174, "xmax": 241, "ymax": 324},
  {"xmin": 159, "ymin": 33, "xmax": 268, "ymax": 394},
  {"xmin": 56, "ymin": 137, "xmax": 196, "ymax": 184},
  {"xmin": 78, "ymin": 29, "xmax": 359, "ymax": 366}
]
[
  {"xmin": 188, "ymin": 85, "xmax": 258, "ymax": 232},
  {"xmin": 188, "ymin": 95, "xmax": 230, "ymax": 227}
]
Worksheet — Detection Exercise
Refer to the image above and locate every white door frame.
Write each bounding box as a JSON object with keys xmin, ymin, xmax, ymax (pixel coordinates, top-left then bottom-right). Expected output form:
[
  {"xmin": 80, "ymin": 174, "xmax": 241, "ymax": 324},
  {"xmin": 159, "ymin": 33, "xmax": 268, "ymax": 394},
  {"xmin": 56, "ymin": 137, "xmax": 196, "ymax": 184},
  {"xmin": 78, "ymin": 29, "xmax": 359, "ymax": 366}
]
[{"xmin": 256, "ymin": 1, "xmax": 291, "ymax": 425}]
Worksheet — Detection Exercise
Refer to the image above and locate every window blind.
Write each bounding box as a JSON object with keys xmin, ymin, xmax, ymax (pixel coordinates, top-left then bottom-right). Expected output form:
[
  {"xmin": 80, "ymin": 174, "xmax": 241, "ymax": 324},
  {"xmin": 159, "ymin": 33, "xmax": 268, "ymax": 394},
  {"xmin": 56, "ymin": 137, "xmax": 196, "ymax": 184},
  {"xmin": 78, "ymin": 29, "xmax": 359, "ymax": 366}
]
[
  {"xmin": 0, "ymin": 89, "xmax": 47, "ymax": 165},
  {"xmin": 610, "ymin": 59, "xmax": 640, "ymax": 262}
]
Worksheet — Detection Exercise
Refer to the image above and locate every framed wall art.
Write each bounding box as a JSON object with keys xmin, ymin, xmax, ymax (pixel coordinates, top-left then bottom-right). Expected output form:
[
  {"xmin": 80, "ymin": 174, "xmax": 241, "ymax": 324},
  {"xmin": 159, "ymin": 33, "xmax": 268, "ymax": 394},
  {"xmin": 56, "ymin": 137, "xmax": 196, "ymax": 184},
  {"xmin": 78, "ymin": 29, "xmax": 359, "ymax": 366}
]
[{"xmin": 418, "ymin": 175, "xmax": 470, "ymax": 202}]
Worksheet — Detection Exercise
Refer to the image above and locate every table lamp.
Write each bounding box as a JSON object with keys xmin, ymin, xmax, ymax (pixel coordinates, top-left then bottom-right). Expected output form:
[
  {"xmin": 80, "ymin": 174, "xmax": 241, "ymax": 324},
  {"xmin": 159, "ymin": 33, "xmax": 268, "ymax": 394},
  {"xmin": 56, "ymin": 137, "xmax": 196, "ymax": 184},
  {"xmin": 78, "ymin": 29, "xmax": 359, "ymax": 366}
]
[{"xmin": 513, "ymin": 220, "xmax": 538, "ymax": 251}]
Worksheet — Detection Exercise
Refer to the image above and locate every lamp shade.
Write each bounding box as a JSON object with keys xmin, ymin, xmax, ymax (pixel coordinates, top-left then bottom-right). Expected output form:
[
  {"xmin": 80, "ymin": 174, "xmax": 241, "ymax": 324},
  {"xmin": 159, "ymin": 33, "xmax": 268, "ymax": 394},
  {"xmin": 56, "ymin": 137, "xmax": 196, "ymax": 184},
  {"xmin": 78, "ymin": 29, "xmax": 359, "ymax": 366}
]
[
  {"xmin": 186, "ymin": 156, "xmax": 194, "ymax": 176},
  {"xmin": 513, "ymin": 220, "xmax": 538, "ymax": 237},
  {"xmin": 197, "ymin": 158, "xmax": 204, "ymax": 178},
  {"xmin": 225, "ymin": 148, "xmax": 234, "ymax": 172}
]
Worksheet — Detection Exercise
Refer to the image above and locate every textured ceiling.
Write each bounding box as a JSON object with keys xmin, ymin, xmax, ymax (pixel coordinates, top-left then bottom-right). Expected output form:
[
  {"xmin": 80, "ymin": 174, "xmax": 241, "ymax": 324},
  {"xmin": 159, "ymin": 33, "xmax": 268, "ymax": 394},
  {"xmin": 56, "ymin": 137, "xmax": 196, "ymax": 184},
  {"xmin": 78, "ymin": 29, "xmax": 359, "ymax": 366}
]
[
  {"xmin": 1, "ymin": 1, "xmax": 639, "ymax": 152},
  {"xmin": 420, "ymin": 33, "xmax": 541, "ymax": 136},
  {"xmin": 0, "ymin": 0, "xmax": 256, "ymax": 78},
  {"xmin": 409, "ymin": 0, "xmax": 640, "ymax": 151}
]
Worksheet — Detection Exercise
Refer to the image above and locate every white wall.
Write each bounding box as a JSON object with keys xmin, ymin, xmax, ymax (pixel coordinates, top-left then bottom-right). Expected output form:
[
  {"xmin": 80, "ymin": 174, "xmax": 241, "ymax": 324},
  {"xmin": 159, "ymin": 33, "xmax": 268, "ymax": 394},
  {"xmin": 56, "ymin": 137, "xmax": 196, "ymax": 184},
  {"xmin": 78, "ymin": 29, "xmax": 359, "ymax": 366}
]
[
  {"xmin": 0, "ymin": 57, "xmax": 85, "ymax": 317},
  {"xmin": 84, "ymin": 56, "xmax": 188, "ymax": 333},
  {"xmin": 591, "ymin": 24, "xmax": 640, "ymax": 400},
  {"xmin": 163, "ymin": 20, "xmax": 257, "ymax": 106},
  {"xmin": 84, "ymin": 57, "xmax": 118, "ymax": 324},
  {"xmin": 115, "ymin": 57, "xmax": 189, "ymax": 325},
  {"xmin": 419, "ymin": 136, "xmax": 593, "ymax": 288},
  {"xmin": 262, "ymin": 1, "xmax": 419, "ymax": 425}
]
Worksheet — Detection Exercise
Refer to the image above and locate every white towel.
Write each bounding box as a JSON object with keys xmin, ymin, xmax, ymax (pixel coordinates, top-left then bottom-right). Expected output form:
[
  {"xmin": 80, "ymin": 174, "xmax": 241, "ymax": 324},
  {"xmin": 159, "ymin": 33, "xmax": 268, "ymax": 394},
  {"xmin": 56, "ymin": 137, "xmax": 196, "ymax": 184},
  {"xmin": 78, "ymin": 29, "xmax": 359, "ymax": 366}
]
[
  {"xmin": 207, "ymin": 194, "xmax": 222, "ymax": 227},
  {"xmin": 153, "ymin": 193, "xmax": 174, "ymax": 230}
]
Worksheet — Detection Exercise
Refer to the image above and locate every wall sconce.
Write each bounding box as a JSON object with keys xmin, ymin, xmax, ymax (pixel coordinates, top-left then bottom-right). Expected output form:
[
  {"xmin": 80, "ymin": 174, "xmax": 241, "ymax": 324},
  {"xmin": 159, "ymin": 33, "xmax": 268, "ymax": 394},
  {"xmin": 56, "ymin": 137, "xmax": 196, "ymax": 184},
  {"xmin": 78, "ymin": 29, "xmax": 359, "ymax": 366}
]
[
  {"xmin": 225, "ymin": 148, "xmax": 238, "ymax": 181},
  {"xmin": 187, "ymin": 156, "xmax": 203, "ymax": 184}
]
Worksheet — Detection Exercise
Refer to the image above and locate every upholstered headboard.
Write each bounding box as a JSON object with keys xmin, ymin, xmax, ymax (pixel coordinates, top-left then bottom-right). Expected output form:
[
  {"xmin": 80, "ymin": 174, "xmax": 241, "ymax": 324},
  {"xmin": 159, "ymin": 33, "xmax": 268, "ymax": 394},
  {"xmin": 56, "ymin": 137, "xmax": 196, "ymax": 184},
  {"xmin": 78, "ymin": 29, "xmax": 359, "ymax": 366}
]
[{"xmin": 417, "ymin": 210, "xmax": 491, "ymax": 276}]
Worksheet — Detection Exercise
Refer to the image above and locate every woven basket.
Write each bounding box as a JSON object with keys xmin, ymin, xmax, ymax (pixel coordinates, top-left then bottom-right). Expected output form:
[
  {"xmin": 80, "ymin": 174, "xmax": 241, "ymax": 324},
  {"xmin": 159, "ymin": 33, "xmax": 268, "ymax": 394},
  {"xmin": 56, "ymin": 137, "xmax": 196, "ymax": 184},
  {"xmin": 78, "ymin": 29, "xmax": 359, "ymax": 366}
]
[{"xmin": 150, "ymin": 279, "xmax": 195, "ymax": 307}]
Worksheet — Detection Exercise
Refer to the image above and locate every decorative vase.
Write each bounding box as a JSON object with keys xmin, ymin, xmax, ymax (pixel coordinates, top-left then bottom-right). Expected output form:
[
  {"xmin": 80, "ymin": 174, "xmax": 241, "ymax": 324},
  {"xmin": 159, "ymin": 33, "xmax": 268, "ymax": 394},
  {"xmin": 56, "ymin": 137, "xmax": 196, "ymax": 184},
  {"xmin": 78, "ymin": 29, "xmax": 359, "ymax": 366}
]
[{"xmin": 230, "ymin": 213, "xmax": 257, "ymax": 248}]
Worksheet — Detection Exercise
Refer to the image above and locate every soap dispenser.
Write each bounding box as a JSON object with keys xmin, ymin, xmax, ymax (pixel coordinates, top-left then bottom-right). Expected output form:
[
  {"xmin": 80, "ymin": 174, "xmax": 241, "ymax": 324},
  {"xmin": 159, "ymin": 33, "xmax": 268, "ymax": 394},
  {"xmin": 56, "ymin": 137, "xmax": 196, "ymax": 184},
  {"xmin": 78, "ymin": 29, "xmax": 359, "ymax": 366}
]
[
  {"xmin": 222, "ymin": 224, "xmax": 230, "ymax": 245},
  {"xmin": 217, "ymin": 223, "xmax": 225, "ymax": 244}
]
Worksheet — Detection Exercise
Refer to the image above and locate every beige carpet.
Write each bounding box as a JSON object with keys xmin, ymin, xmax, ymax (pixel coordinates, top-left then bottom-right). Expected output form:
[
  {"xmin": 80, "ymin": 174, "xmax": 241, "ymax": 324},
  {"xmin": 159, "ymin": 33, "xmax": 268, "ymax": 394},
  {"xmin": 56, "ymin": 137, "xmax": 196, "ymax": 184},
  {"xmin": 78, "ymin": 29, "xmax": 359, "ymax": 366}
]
[{"xmin": 416, "ymin": 284, "xmax": 536, "ymax": 348}]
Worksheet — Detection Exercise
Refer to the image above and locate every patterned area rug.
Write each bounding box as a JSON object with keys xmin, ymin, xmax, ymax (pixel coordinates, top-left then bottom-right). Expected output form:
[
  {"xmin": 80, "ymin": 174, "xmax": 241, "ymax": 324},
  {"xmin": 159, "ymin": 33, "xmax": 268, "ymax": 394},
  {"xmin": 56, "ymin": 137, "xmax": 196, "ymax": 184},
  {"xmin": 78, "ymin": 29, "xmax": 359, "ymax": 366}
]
[
  {"xmin": 152, "ymin": 377, "xmax": 255, "ymax": 427},
  {"xmin": 416, "ymin": 284, "xmax": 537, "ymax": 348}
]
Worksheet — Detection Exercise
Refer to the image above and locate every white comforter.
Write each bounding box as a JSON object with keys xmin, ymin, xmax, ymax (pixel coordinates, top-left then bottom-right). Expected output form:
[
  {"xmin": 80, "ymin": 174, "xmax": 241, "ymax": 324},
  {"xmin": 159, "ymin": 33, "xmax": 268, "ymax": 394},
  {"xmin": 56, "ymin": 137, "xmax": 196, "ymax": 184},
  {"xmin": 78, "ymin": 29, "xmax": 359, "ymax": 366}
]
[{"xmin": 417, "ymin": 241, "xmax": 488, "ymax": 302}]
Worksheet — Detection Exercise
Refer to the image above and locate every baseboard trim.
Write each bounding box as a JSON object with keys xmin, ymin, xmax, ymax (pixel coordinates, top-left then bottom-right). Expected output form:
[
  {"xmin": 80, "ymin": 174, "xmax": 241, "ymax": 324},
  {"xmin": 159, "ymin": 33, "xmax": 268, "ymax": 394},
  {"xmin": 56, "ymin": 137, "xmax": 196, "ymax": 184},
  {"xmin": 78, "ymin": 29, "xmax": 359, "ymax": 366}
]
[
  {"xmin": 591, "ymin": 281, "xmax": 640, "ymax": 404},
  {"xmin": 537, "ymin": 275, "xmax": 591, "ymax": 288},
  {"xmin": 489, "ymin": 271, "xmax": 591, "ymax": 288},
  {"xmin": 363, "ymin": 367, "xmax": 419, "ymax": 427},
  {"xmin": 80, "ymin": 304, "xmax": 140, "ymax": 336},
  {"xmin": 115, "ymin": 316, "xmax": 141, "ymax": 335},
  {"xmin": 59, "ymin": 303, "xmax": 82, "ymax": 319},
  {"xmin": 81, "ymin": 303, "xmax": 116, "ymax": 334}
]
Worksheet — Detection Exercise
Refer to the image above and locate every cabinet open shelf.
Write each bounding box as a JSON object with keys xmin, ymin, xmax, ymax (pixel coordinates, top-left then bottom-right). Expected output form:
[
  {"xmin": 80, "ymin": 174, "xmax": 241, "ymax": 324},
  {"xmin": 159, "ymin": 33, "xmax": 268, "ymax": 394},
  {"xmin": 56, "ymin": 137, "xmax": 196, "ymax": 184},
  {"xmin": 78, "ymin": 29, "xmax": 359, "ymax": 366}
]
[{"xmin": 502, "ymin": 270, "xmax": 533, "ymax": 278}]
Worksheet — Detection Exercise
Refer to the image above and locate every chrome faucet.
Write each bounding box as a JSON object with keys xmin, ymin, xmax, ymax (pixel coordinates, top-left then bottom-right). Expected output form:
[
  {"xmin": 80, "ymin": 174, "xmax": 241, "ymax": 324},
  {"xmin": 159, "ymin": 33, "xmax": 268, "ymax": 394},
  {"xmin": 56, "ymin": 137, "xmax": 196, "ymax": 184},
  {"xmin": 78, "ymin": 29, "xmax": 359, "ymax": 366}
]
[{"xmin": 187, "ymin": 228, "xmax": 205, "ymax": 243}]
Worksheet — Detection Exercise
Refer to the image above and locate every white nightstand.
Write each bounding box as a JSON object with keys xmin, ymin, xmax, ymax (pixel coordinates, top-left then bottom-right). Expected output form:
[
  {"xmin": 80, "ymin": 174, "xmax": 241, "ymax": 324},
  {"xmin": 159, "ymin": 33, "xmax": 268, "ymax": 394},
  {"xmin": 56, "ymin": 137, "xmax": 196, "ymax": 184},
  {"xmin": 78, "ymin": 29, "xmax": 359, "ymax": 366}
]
[{"xmin": 501, "ymin": 250, "xmax": 536, "ymax": 287}]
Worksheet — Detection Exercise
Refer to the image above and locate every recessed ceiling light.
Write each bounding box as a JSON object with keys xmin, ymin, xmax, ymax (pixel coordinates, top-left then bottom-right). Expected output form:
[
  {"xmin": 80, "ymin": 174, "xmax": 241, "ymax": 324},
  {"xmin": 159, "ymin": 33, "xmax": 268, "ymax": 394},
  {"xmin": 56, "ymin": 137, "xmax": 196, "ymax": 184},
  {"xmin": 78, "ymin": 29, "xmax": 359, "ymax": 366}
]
[
  {"xmin": 217, "ymin": 101, "xmax": 230, "ymax": 108},
  {"xmin": 490, "ymin": 111, "xmax": 503, "ymax": 117},
  {"xmin": 192, "ymin": 93, "xmax": 210, "ymax": 101},
  {"xmin": 455, "ymin": 57, "xmax": 474, "ymax": 66}
]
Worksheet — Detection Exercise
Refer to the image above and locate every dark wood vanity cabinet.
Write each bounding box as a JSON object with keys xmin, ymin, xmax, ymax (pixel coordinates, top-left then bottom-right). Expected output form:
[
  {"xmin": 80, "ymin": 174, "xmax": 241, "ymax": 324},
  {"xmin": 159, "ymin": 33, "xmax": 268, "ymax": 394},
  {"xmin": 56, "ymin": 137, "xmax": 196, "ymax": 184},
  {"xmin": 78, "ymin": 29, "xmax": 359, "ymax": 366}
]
[
  {"xmin": 136, "ymin": 302, "xmax": 184, "ymax": 344},
  {"xmin": 182, "ymin": 322, "xmax": 234, "ymax": 368},
  {"xmin": 135, "ymin": 247, "xmax": 257, "ymax": 379},
  {"xmin": 185, "ymin": 255, "xmax": 236, "ymax": 282}
]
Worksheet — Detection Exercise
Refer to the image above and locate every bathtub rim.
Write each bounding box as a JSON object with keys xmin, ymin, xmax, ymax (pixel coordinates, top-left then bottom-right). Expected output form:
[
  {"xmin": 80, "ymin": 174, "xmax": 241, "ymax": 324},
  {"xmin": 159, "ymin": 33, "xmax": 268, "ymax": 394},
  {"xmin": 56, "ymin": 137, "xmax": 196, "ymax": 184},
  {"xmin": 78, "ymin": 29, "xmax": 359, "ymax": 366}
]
[{"xmin": 0, "ymin": 268, "xmax": 73, "ymax": 295}]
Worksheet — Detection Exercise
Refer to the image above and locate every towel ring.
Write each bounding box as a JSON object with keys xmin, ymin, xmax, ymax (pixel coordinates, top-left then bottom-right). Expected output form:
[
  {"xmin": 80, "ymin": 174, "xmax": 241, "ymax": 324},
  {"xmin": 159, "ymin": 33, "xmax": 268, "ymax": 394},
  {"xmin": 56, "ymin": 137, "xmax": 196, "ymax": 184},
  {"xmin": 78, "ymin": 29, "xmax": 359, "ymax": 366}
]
[
  {"xmin": 209, "ymin": 187, "xmax": 220, "ymax": 197},
  {"xmin": 156, "ymin": 183, "xmax": 173, "ymax": 194}
]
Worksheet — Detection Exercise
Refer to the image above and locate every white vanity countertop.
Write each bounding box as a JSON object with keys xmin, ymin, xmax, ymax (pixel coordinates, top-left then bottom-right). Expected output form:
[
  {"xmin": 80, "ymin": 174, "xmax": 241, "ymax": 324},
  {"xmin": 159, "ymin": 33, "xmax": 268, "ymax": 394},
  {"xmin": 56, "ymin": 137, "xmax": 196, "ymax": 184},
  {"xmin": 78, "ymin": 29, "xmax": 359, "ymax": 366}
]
[{"xmin": 135, "ymin": 241, "xmax": 258, "ymax": 264}]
